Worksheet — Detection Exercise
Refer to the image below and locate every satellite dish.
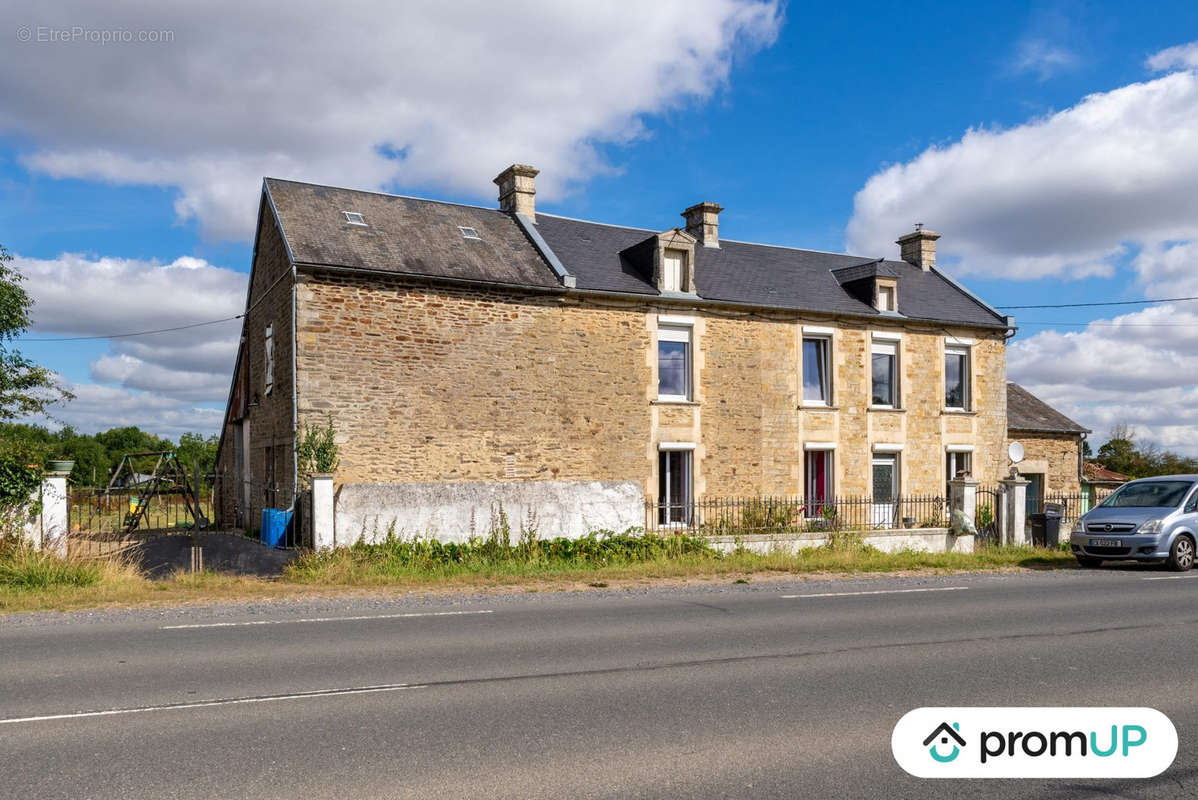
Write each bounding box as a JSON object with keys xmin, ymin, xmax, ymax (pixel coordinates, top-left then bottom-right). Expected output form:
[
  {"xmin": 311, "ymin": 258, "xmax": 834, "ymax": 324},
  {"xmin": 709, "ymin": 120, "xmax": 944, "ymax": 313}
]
[{"xmin": 1008, "ymin": 441, "xmax": 1025, "ymax": 464}]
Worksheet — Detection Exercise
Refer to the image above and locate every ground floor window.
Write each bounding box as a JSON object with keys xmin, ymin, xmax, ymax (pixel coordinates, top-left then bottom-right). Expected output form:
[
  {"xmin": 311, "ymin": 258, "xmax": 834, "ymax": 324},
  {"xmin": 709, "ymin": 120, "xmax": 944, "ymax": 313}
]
[
  {"xmin": 658, "ymin": 449, "xmax": 692, "ymax": 525},
  {"xmin": 946, "ymin": 451, "xmax": 972, "ymax": 495},
  {"xmin": 804, "ymin": 450, "xmax": 834, "ymax": 515}
]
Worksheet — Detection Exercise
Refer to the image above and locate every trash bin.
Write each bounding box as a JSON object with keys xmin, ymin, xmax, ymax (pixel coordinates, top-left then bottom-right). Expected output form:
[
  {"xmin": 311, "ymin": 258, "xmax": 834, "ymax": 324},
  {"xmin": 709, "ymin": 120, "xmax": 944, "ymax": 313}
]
[
  {"xmin": 1029, "ymin": 513, "xmax": 1048, "ymax": 547},
  {"xmin": 261, "ymin": 508, "xmax": 293, "ymax": 548},
  {"xmin": 1042, "ymin": 503, "xmax": 1064, "ymax": 548}
]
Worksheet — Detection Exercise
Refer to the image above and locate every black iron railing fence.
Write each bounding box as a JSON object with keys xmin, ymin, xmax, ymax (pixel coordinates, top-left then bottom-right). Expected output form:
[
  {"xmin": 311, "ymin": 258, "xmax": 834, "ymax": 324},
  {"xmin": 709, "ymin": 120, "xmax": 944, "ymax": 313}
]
[
  {"xmin": 644, "ymin": 494, "xmax": 949, "ymax": 536},
  {"xmin": 67, "ymin": 484, "xmax": 215, "ymax": 557}
]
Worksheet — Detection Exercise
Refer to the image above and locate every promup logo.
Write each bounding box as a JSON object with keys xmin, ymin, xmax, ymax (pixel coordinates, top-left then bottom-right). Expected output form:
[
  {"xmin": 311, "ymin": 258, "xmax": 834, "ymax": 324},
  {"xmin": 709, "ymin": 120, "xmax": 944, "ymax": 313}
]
[
  {"xmin": 892, "ymin": 708, "xmax": 1177, "ymax": 779},
  {"xmin": 923, "ymin": 722, "xmax": 966, "ymax": 763}
]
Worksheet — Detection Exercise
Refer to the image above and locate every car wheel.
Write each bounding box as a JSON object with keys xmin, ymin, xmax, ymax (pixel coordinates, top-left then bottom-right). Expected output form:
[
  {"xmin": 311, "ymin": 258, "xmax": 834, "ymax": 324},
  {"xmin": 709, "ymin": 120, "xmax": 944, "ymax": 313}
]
[
  {"xmin": 1167, "ymin": 535, "xmax": 1195, "ymax": 572},
  {"xmin": 1076, "ymin": 556, "xmax": 1102, "ymax": 568}
]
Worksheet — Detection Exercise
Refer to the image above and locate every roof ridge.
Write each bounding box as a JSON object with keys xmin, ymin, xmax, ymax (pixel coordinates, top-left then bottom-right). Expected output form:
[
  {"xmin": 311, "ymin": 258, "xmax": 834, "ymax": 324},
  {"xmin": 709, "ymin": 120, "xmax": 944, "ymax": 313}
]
[
  {"xmin": 263, "ymin": 177, "xmax": 502, "ymax": 214},
  {"xmin": 535, "ymin": 211, "xmax": 657, "ymax": 233}
]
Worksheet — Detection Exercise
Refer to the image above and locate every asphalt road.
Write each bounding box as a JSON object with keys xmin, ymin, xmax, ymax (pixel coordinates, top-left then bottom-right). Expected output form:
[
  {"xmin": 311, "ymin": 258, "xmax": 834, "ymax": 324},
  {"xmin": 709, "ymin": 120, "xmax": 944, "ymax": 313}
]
[{"xmin": 1, "ymin": 568, "xmax": 1195, "ymax": 799}]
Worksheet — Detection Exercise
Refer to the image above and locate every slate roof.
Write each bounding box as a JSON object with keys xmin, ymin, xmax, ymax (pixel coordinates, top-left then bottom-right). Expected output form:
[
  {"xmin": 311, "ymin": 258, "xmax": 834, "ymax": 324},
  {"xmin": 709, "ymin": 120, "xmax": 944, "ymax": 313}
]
[
  {"xmin": 263, "ymin": 178, "xmax": 1009, "ymax": 329},
  {"xmin": 265, "ymin": 179, "xmax": 560, "ymax": 289},
  {"xmin": 830, "ymin": 260, "xmax": 899, "ymax": 284},
  {"xmin": 1007, "ymin": 382, "xmax": 1091, "ymax": 434}
]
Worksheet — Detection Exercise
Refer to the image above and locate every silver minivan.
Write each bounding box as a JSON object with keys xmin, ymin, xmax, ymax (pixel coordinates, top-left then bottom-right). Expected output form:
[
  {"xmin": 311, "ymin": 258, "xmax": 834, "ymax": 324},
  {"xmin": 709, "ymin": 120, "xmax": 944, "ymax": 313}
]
[{"xmin": 1070, "ymin": 475, "xmax": 1198, "ymax": 571}]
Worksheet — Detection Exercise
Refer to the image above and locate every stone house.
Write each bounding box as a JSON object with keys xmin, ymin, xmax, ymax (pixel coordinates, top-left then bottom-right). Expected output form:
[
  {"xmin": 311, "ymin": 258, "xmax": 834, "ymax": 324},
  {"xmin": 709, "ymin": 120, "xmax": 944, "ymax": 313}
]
[
  {"xmin": 1005, "ymin": 382, "xmax": 1090, "ymax": 512},
  {"xmin": 215, "ymin": 165, "xmax": 1016, "ymax": 539}
]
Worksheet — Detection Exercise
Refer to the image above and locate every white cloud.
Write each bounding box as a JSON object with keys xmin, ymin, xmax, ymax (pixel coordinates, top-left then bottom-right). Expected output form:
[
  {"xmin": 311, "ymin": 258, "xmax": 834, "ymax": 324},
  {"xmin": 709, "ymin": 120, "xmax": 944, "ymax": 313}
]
[
  {"xmin": 1147, "ymin": 40, "xmax": 1198, "ymax": 71},
  {"xmin": 15, "ymin": 252, "xmax": 246, "ymax": 411},
  {"xmin": 1009, "ymin": 305, "xmax": 1198, "ymax": 455},
  {"xmin": 846, "ymin": 67, "xmax": 1198, "ymax": 280},
  {"xmin": 37, "ymin": 380, "xmax": 225, "ymax": 439},
  {"xmin": 1132, "ymin": 241, "xmax": 1198, "ymax": 297},
  {"xmin": 2, "ymin": 0, "xmax": 781, "ymax": 239},
  {"xmin": 1010, "ymin": 38, "xmax": 1078, "ymax": 81}
]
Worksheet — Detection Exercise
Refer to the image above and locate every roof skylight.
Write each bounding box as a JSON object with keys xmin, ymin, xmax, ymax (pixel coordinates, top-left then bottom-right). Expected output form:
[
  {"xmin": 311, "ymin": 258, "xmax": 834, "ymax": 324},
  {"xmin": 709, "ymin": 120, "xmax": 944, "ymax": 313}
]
[
  {"xmin": 459, "ymin": 226, "xmax": 481, "ymax": 240},
  {"xmin": 343, "ymin": 211, "xmax": 367, "ymax": 226}
]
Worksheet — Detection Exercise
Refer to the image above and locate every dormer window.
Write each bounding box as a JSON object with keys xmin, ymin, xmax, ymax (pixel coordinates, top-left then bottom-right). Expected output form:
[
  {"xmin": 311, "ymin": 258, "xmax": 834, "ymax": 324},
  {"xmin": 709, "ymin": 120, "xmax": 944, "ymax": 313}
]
[
  {"xmin": 877, "ymin": 284, "xmax": 895, "ymax": 311},
  {"xmin": 831, "ymin": 260, "xmax": 900, "ymax": 314},
  {"xmin": 662, "ymin": 249, "xmax": 686, "ymax": 292},
  {"xmin": 618, "ymin": 228, "xmax": 697, "ymax": 294},
  {"xmin": 874, "ymin": 277, "xmax": 898, "ymax": 313}
]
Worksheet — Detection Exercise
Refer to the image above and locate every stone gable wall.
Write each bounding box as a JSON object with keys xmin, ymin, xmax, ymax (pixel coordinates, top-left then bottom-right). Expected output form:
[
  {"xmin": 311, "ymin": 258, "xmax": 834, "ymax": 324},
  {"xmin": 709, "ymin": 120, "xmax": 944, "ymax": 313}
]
[{"xmin": 215, "ymin": 210, "xmax": 295, "ymax": 530}]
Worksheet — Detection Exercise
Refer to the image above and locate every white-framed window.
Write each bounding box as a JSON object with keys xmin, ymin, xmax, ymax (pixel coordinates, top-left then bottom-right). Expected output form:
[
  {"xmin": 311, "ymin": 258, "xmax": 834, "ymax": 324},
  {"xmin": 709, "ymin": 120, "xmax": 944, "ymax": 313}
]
[
  {"xmin": 946, "ymin": 450, "xmax": 972, "ymax": 487},
  {"xmin": 264, "ymin": 324, "xmax": 274, "ymax": 395},
  {"xmin": 871, "ymin": 339, "xmax": 898, "ymax": 408},
  {"xmin": 945, "ymin": 344, "xmax": 970, "ymax": 410},
  {"xmin": 804, "ymin": 449, "xmax": 834, "ymax": 508},
  {"xmin": 658, "ymin": 447, "xmax": 693, "ymax": 525},
  {"xmin": 802, "ymin": 336, "xmax": 831, "ymax": 405},
  {"xmin": 877, "ymin": 284, "xmax": 895, "ymax": 312},
  {"xmin": 662, "ymin": 249, "xmax": 685, "ymax": 292},
  {"xmin": 657, "ymin": 324, "xmax": 692, "ymax": 401}
]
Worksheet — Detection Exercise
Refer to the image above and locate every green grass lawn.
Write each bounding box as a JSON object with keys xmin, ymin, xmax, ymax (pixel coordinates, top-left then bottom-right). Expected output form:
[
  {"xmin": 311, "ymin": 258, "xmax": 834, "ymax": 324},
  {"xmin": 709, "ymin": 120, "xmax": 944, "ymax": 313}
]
[{"xmin": 0, "ymin": 531, "xmax": 1077, "ymax": 614}]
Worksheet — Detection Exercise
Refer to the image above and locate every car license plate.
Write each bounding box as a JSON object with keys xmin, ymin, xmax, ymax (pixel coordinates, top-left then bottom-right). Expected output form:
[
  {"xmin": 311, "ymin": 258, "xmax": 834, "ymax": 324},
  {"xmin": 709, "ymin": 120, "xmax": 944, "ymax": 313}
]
[{"xmin": 1089, "ymin": 538, "xmax": 1121, "ymax": 547}]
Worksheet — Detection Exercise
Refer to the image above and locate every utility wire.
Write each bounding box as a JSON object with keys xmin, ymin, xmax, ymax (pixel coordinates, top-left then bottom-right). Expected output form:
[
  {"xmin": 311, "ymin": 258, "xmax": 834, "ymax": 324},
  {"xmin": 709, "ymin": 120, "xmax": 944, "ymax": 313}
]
[
  {"xmin": 16, "ymin": 288, "xmax": 1198, "ymax": 342},
  {"xmin": 20, "ymin": 314, "xmax": 243, "ymax": 342},
  {"xmin": 996, "ymin": 295, "xmax": 1198, "ymax": 310}
]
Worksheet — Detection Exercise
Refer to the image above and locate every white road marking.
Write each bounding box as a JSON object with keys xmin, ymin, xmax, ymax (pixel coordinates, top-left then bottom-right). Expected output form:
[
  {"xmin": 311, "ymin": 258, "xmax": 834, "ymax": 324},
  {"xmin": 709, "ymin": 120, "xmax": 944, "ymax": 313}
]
[
  {"xmin": 0, "ymin": 683, "xmax": 426, "ymax": 726},
  {"xmin": 781, "ymin": 586, "xmax": 969, "ymax": 599},
  {"xmin": 160, "ymin": 609, "xmax": 493, "ymax": 629},
  {"xmin": 1142, "ymin": 575, "xmax": 1198, "ymax": 581}
]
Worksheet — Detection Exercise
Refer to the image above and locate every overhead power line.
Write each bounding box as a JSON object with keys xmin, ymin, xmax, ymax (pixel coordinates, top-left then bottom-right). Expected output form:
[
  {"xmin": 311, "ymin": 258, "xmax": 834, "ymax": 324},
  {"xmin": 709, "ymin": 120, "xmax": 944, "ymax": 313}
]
[
  {"xmin": 15, "ymin": 290, "xmax": 1198, "ymax": 342},
  {"xmin": 20, "ymin": 314, "xmax": 243, "ymax": 342},
  {"xmin": 997, "ymin": 295, "xmax": 1198, "ymax": 310}
]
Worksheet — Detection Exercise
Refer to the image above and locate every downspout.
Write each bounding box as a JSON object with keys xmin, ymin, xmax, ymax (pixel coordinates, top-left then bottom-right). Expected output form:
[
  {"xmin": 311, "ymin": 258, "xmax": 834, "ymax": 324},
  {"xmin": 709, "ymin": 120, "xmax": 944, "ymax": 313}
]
[
  {"xmin": 291, "ymin": 264, "xmax": 299, "ymax": 512},
  {"xmin": 1078, "ymin": 432, "xmax": 1087, "ymax": 487}
]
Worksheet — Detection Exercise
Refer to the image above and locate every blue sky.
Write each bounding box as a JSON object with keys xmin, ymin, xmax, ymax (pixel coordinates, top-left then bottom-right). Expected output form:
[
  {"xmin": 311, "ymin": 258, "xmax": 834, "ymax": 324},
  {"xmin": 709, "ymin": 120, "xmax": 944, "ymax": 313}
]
[{"xmin": 5, "ymin": 1, "xmax": 1198, "ymax": 450}]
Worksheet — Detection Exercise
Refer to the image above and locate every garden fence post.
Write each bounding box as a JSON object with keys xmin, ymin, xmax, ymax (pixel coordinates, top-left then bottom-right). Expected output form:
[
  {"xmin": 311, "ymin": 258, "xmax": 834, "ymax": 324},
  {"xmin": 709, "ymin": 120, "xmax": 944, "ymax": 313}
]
[
  {"xmin": 948, "ymin": 478, "xmax": 978, "ymax": 553},
  {"xmin": 999, "ymin": 470, "xmax": 1030, "ymax": 546},
  {"xmin": 41, "ymin": 471, "xmax": 70, "ymax": 557},
  {"xmin": 311, "ymin": 474, "xmax": 335, "ymax": 551},
  {"xmin": 948, "ymin": 478, "xmax": 978, "ymax": 522}
]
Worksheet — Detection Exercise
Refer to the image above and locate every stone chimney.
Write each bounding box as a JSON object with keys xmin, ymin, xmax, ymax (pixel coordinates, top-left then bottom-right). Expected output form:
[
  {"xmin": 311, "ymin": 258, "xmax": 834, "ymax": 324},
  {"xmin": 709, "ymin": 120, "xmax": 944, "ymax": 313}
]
[
  {"xmin": 896, "ymin": 225, "xmax": 940, "ymax": 270},
  {"xmin": 494, "ymin": 164, "xmax": 539, "ymax": 219},
  {"xmin": 682, "ymin": 202, "xmax": 724, "ymax": 248}
]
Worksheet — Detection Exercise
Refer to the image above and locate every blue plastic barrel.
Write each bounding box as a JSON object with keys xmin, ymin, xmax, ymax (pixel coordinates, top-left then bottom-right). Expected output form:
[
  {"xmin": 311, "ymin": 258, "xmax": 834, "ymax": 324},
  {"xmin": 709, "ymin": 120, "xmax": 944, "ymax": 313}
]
[{"xmin": 260, "ymin": 508, "xmax": 293, "ymax": 548}]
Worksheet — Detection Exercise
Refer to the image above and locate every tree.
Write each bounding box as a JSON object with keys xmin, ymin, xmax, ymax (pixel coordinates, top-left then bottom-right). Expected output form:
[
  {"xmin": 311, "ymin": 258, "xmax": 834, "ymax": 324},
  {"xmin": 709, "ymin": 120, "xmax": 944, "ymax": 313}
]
[
  {"xmin": 1094, "ymin": 422, "xmax": 1198, "ymax": 479},
  {"xmin": 176, "ymin": 432, "xmax": 219, "ymax": 483},
  {"xmin": 0, "ymin": 243, "xmax": 72, "ymax": 420}
]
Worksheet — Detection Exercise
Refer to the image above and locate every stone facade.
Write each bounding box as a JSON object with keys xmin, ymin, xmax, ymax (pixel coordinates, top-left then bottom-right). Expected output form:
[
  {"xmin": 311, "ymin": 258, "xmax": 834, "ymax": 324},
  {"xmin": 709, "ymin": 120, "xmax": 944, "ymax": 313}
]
[
  {"xmin": 1006, "ymin": 431, "xmax": 1083, "ymax": 494},
  {"xmin": 279, "ymin": 270, "xmax": 1008, "ymax": 517}
]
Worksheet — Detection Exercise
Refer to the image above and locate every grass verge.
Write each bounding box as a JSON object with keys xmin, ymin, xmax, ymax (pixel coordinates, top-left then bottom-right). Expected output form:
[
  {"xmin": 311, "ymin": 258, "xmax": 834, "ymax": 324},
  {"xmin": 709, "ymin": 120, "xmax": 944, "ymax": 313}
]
[{"xmin": 0, "ymin": 532, "xmax": 1077, "ymax": 614}]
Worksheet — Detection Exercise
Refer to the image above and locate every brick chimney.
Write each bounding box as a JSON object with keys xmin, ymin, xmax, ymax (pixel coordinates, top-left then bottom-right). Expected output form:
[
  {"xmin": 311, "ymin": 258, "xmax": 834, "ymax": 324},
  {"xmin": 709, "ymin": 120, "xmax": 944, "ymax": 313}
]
[
  {"xmin": 494, "ymin": 164, "xmax": 539, "ymax": 220},
  {"xmin": 682, "ymin": 201, "xmax": 723, "ymax": 248},
  {"xmin": 896, "ymin": 225, "xmax": 940, "ymax": 271}
]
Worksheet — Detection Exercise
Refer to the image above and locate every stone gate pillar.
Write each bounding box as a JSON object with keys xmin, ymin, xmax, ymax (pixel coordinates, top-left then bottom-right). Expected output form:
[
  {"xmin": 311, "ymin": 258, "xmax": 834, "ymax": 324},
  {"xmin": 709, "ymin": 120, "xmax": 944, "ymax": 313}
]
[
  {"xmin": 311, "ymin": 474, "xmax": 335, "ymax": 551},
  {"xmin": 999, "ymin": 470, "xmax": 1030, "ymax": 546},
  {"xmin": 41, "ymin": 471, "xmax": 70, "ymax": 557},
  {"xmin": 948, "ymin": 478, "xmax": 979, "ymax": 522}
]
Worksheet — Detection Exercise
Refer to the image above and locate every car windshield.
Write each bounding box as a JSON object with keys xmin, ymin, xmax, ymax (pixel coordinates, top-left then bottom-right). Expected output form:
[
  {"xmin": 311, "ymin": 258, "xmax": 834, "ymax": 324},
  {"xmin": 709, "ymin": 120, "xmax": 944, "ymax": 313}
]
[{"xmin": 1099, "ymin": 480, "xmax": 1194, "ymax": 509}]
